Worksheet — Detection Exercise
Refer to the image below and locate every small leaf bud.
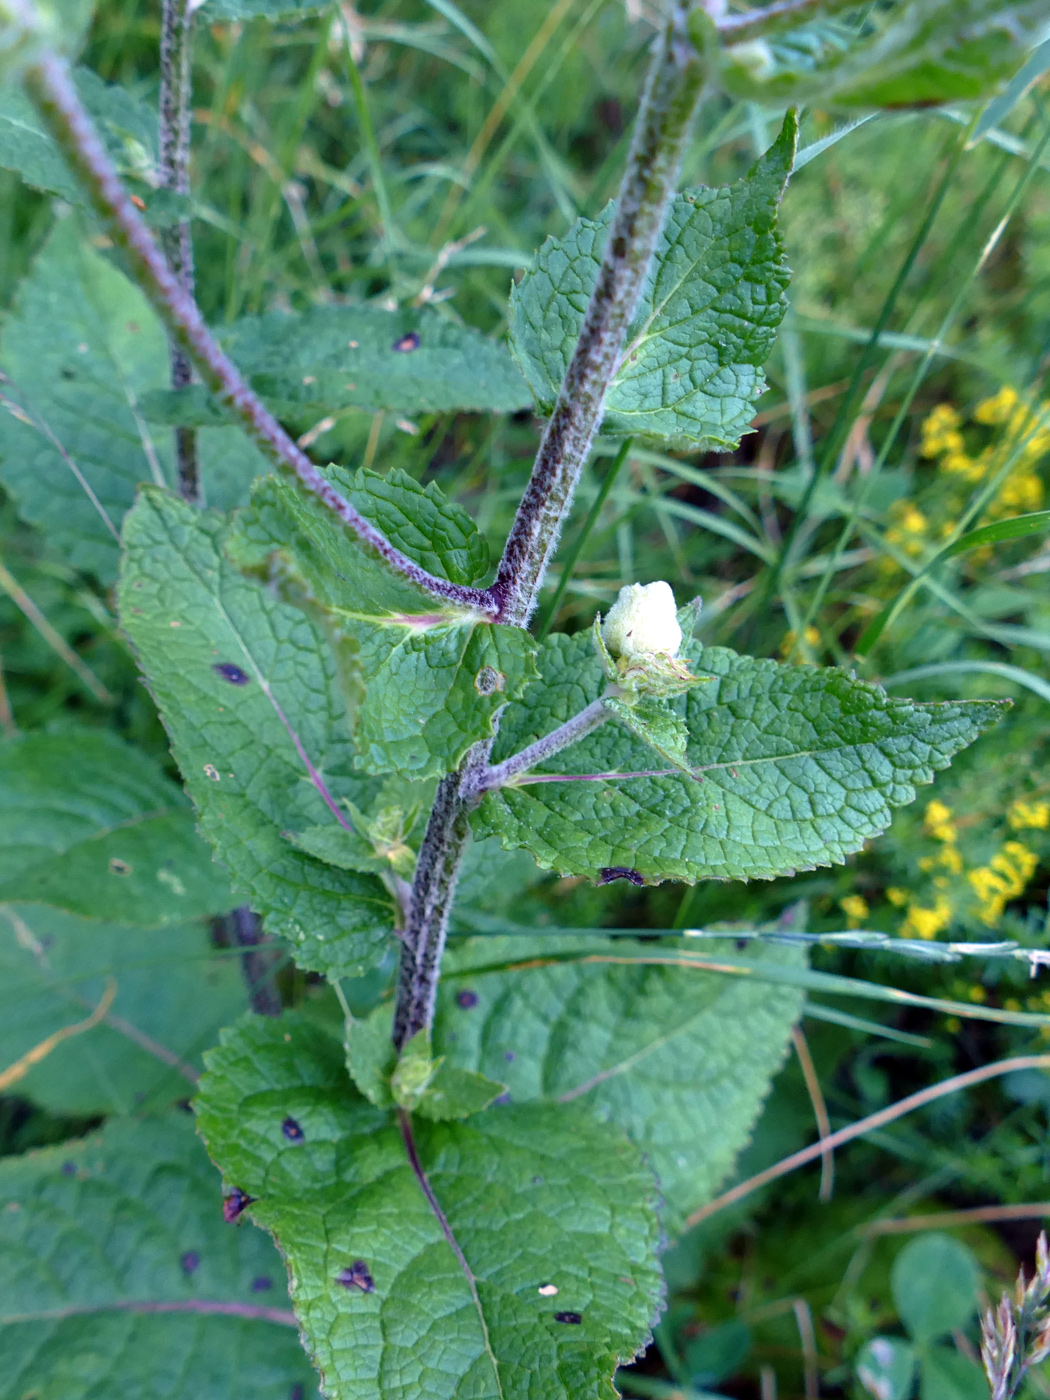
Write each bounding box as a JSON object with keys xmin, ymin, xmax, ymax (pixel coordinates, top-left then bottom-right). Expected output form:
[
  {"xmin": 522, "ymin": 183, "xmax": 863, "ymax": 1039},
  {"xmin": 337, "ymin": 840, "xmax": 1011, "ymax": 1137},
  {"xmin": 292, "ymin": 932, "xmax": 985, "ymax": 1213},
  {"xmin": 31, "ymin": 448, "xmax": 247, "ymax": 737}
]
[{"xmin": 602, "ymin": 581, "xmax": 683, "ymax": 661}]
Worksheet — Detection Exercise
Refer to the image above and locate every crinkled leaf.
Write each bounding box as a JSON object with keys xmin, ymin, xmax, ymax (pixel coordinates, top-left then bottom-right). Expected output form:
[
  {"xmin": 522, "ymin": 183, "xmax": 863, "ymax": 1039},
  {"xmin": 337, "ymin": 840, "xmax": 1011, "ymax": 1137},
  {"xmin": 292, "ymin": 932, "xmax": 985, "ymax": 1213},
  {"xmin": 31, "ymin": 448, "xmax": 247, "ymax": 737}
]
[
  {"xmin": 509, "ymin": 114, "xmax": 795, "ymax": 447},
  {"xmin": 0, "ymin": 67, "xmax": 156, "ymax": 203},
  {"xmin": 435, "ymin": 934, "xmax": 803, "ymax": 1231},
  {"xmin": 0, "ymin": 728, "xmax": 232, "ymax": 924},
  {"xmin": 290, "ymin": 823, "xmax": 390, "ymax": 875},
  {"xmin": 118, "ymin": 488, "xmax": 394, "ymax": 978},
  {"xmin": 0, "ymin": 217, "xmax": 269, "ymax": 581},
  {"xmin": 346, "ymin": 1004, "xmax": 506, "ymax": 1121},
  {"xmin": 717, "ymin": 0, "xmax": 1050, "ymax": 108},
  {"xmin": 474, "ymin": 632, "xmax": 1006, "ymax": 884},
  {"xmin": 195, "ymin": 1012, "xmax": 663, "ymax": 1400},
  {"xmin": 0, "ymin": 1113, "xmax": 317, "ymax": 1400},
  {"xmin": 0, "ymin": 903, "xmax": 244, "ymax": 1115},
  {"xmin": 228, "ymin": 468, "xmax": 537, "ymax": 779},
  {"xmin": 214, "ymin": 302, "xmax": 532, "ymax": 419}
]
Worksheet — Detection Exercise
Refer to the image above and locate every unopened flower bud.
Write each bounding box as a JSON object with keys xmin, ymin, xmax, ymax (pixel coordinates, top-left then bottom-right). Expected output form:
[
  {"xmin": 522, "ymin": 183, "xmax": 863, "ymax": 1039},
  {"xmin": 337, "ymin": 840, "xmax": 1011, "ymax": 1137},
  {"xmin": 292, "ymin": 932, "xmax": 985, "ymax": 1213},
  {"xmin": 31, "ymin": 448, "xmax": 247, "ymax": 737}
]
[{"xmin": 601, "ymin": 581, "xmax": 682, "ymax": 661}]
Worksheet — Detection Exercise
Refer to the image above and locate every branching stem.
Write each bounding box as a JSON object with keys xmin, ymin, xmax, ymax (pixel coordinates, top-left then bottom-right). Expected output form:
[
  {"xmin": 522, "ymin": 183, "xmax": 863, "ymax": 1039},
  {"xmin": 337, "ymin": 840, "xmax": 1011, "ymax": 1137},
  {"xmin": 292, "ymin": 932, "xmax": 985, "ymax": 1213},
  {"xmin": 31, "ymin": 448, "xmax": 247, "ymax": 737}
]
[
  {"xmin": 489, "ymin": 3, "xmax": 707, "ymax": 627},
  {"xmin": 21, "ymin": 53, "xmax": 493, "ymax": 615},
  {"xmin": 472, "ymin": 698, "xmax": 611, "ymax": 796},
  {"xmin": 158, "ymin": 0, "xmax": 199, "ymax": 503}
]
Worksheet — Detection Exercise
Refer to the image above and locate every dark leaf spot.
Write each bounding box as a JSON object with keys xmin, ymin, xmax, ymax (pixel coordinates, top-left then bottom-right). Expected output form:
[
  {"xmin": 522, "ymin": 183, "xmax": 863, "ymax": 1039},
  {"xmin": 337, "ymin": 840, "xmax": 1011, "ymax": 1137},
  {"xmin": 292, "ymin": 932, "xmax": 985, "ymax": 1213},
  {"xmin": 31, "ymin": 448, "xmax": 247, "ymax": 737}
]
[
  {"xmin": 223, "ymin": 1189, "xmax": 257, "ymax": 1222},
  {"xmin": 213, "ymin": 662, "xmax": 250, "ymax": 686},
  {"xmin": 252, "ymin": 1275, "xmax": 273, "ymax": 1291},
  {"xmin": 494, "ymin": 1092, "xmax": 512, "ymax": 1106},
  {"xmin": 456, "ymin": 989, "xmax": 478, "ymax": 1009},
  {"xmin": 109, "ymin": 858, "xmax": 131, "ymax": 876},
  {"xmin": 735, "ymin": 938, "xmax": 749, "ymax": 951},
  {"xmin": 181, "ymin": 1251, "xmax": 200, "ymax": 1274},
  {"xmin": 554, "ymin": 1311, "xmax": 583, "ymax": 1324},
  {"xmin": 59, "ymin": 368, "xmax": 76, "ymax": 380},
  {"xmin": 291, "ymin": 1388, "xmax": 305, "ymax": 1400},
  {"xmin": 336, "ymin": 1260, "xmax": 375, "ymax": 1293},
  {"xmin": 61, "ymin": 1161, "xmax": 76, "ymax": 1176},
  {"xmin": 281, "ymin": 1116, "xmax": 304, "ymax": 1142},
  {"xmin": 126, "ymin": 321, "xmax": 141, "ymax": 333},
  {"xmin": 598, "ymin": 866, "xmax": 645, "ymax": 886},
  {"xmin": 392, "ymin": 331, "xmax": 420, "ymax": 352},
  {"xmin": 474, "ymin": 665, "xmax": 506, "ymax": 696},
  {"xmin": 504, "ymin": 1050, "xmax": 514, "ymax": 1062},
  {"xmin": 532, "ymin": 1176, "xmax": 543, "ymax": 1185}
]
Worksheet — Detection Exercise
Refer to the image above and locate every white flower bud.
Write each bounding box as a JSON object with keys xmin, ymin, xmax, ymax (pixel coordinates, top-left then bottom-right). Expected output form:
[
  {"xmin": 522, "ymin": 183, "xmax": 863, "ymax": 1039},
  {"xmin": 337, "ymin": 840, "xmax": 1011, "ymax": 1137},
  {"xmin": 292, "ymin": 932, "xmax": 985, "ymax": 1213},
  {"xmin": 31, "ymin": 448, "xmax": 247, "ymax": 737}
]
[{"xmin": 601, "ymin": 581, "xmax": 682, "ymax": 660}]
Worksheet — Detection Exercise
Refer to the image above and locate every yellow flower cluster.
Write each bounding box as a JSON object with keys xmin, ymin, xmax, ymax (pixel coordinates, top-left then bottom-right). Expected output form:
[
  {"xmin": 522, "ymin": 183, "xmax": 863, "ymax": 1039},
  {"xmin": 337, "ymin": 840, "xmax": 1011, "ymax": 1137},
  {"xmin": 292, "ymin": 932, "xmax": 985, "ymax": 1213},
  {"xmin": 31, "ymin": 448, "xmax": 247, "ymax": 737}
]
[
  {"xmin": 780, "ymin": 625, "xmax": 820, "ymax": 659},
  {"xmin": 1008, "ymin": 798, "xmax": 1050, "ymax": 831},
  {"xmin": 888, "ymin": 800, "xmax": 1041, "ymax": 936},
  {"xmin": 920, "ymin": 389, "xmax": 1048, "ymax": 519},
  {"xmin": 839, "ymin": 894, "xmax": 869, "ymax": 928},
  {"xmin": 884, "ymin": 500, "xmax": 929, "ymax": 560},
  {"xmin": 967, "ymin": 841, "xmax": 1039, "ymax": 926}
]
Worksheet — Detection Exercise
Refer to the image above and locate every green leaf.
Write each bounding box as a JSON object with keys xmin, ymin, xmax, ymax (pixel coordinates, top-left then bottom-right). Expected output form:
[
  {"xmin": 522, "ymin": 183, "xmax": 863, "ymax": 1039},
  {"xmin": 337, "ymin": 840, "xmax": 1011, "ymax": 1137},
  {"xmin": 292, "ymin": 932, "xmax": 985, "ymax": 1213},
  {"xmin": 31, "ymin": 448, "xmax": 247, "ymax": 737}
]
[
  {"xmin": 0, "ymin": 1113, "xmax": 318, "ymax": 1400},
  {"xmin": 0, "ymin": 67, "xmax": 156, "ymax": 203},
  {"xmin": 118, "ymin": 488, "xmax": 395, "ymax": 978},
  {"xmin": 434, "ymin": 934, "xmax": 803, "ymax": 1231},
  {"xmin": 0, "ymin": 903, "xmax": 244, "ymax": 1115},
  {"xmin": 0, "ymin": 216, "xmax": 269, "ymax": 581},
  {"xmin": 919, "ymin": 1347, "xmax": 987, "ymax": 1400},
  {"xmin": 474, "ymin": 632, "xmax": 1006, "ymax": 884},
  {"xmin": 195, "ymin": 1012, "xmax": 663, "ymax": 1400},
  {"xmin": 216, "ymin": 302, "xmax": 532, "ymax": 419},
  {"xmin": 346, "ymin": 1004, "xmax": 506, "ymax": 1121},
  {"xmin": 0, "ymin": 728, "xmax": 232, "ymax": 924},
  {"xmin": 509, "ymin": 113, "xmax": 795, "ymax": 448},
  {"xmin": 856, "ymin": 1337, "xmax": 917, "ymax": 1400},
  {"xmin": 892, "ymin": 1234, "xmax": 979, "ymax": 1343},
  {"xmin": 718, "ymin": 1, "xmax": 1050, "ymax": 109},
  {"xmin": 228, "ymin": 468, "xmax": 537, "ymax": 779}
]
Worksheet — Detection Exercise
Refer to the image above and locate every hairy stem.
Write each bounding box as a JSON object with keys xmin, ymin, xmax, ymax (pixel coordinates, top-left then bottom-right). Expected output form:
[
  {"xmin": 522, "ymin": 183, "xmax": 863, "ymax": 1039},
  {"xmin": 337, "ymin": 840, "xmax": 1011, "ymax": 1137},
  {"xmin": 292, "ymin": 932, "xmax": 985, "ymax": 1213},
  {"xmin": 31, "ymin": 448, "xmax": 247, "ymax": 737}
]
[
  {"xmin": 21, "ymin": 53, "xmax": 493, "ymax": 615},
  {"xmin": 473, "ymin": 697, "xmax": 611, "ymax": 795},
  {"xmin": 392, "ymin": 750, "xmax": 484, "ymax": 1050},
  {"xmin": 489, "ymin": 3, "xmax": 707, "ymax": 626},
  {"xmin": 158, "ymin": 0, "xmax": 199, "ymax": 503}
]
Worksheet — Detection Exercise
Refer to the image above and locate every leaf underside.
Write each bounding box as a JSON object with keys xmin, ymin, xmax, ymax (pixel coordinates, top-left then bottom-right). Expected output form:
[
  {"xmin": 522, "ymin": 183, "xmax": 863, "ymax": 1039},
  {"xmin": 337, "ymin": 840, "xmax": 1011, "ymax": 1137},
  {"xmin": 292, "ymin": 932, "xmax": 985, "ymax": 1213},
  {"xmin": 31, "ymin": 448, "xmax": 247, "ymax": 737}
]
[
  {"xmin": 0, "ymin": 903, "xmax": 245, "ymax": 1116},
  {"xmin": 0, "ymin": 728, "xmax": 232, "ymax": 925},
  {"xmin": 195, "ymin": 1012, "xmax": 664, "ymax": 1400},
  {"xmin": 118, "ymin": 489, "xmax": 394, "ymax": 979},
  {"xmin": 509, "ymin": 113, "xmax": 796, "ymax": 447},
  {"xmin": 474, "ymin": 632, "xmax": 1005, "ymax": 884},
  {"xmin": 0, "ymin": 1114, "xmax": 318, "ymax": 1400}
]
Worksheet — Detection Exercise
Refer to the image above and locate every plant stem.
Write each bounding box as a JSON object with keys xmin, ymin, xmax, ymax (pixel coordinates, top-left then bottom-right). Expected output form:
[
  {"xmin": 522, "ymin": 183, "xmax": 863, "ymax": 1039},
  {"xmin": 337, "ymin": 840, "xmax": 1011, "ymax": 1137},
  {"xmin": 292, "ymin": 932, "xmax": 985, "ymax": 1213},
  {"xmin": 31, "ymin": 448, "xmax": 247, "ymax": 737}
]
[
  {"xmin": 21, "ymin": 52, "xmax": 493, "ymax": 616},
  {"xmin": 158, "ymin": 0, "xmax": 199, "ymax": 503},
  {"xmin": 392, "ymin": 753, "xmax": 480, "ymax": 1050},
  {"xmin": 489, "ymin": 3, "xmax": 707, "ymax": 626},
  {"xmin": 473, "ymin": 697, "xmax": 611, "ymax": 795},
  {"xmin": 536, "ymin": 438, "xmax": 633, "ymax": 642}
]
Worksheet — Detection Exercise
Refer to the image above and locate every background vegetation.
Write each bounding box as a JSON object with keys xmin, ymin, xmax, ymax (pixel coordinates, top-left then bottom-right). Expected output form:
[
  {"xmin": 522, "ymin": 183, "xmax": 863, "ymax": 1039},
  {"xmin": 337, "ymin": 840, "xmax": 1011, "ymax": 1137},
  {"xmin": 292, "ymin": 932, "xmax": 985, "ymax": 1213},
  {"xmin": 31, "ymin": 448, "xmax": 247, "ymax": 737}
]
[{"xmin": 5, "ymin": 2, "xmax": 1050, "ymax": 1397}]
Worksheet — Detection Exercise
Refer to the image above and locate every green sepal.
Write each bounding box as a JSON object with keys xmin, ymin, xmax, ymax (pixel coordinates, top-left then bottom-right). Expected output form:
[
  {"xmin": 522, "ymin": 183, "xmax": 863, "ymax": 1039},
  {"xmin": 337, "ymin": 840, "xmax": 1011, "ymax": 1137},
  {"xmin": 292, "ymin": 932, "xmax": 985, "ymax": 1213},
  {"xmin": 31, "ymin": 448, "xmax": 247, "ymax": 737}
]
[
  {"xmin": 602, "ymin": 695, "xmax": 693, "ymax": 776},
  {"xmin": 346, "ymin": 1003, "xmax": 506, "ymax": 1121}
]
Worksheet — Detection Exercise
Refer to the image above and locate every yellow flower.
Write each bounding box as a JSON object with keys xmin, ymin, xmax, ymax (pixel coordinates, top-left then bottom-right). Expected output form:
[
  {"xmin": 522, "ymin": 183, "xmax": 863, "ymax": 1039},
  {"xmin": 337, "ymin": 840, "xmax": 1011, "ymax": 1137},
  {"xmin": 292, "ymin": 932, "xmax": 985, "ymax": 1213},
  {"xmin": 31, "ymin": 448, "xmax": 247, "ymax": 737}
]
[
  {"xmin": 886, "ymin": 887, "xmax": 909, "ymax": 907},
  {"xmin": 1008, "ymin": 799, "xmax": 1050, "ymax": 831},
  {"xmin": 974, "ymin": 386, "xmax": 1019, "ymax": 425},
  {"xmin": 968, "ymin": 985, "xmax": 987, "ymax": 1004},
  {"xmin": 839, "ymin": 894, "xmax": 869, "ymax": 928},
  {"xmin": 924, "ymin": 800, "xmax": 957, "ymax": 844},
  {"xmin": 779, "ymin": 625, "xmax": 820, "ymax": 659},
  {"xmin": 901, "ymin": 894, "xmax": 952, "ymax": 940},
  {"xmin": 939, "ymin": 450, "xmax": 983, "ymax": 480},
  {"xmin": 921, "ymin": 404, "xmax": 963, "ymax": 456},
  {"xmin": 967, "ymin": 841, "xmax": 1038, "ymax": 924}
]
